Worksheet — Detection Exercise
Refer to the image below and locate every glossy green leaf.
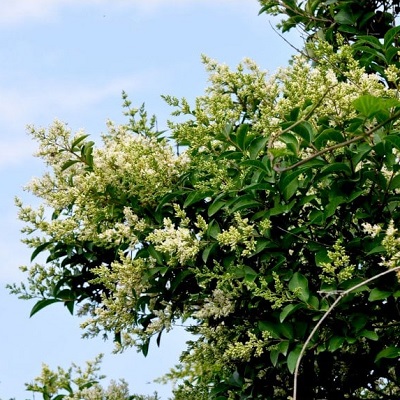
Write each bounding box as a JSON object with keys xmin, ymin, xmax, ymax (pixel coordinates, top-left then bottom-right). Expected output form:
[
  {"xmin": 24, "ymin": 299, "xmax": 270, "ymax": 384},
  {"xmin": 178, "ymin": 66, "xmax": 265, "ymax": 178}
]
[
  {"xmin": 290, "ymin": 121, "xmax": 314, "ymax": 143},
  {"xmin": 289, "ymin": 272, "xmax": 310, "ymax": 302},
  {"xmin": 30, "ymin": 298, "xmax": 61, "ymax": 317},
  {"xmin": 202, "ymin": 242, "xmax": 218, "ymax": 263},
  {"xmin": 279, "ymin": 170, "xmax": 302, "ymax": 201},
  {"xmin": 229, "ymin": 196, "xmax": 261, "ymax": 213},
  {"xmin": 240, "ymin": 159, "xmax": 269, "ymax": 173},
  {"xmin": 61, "ymin": 159, "xmax": 81, "ymax": 172},
  {"xmin": 248, "ymin": 136, "xmax": 269, "ymax": 159},
  {"xmin": 328, "ymin": 336, "xmax": 345, "ymax": 352},
  {"xmin": 287, "ymin": 345, "xmax": 302, "ymax": 374},
  {"xmin": 314, "ymin": 128, "xmax": 344, "ymax": 150},
  {"xmin": 359, "ymin": 329, "xmax": 379, "ymax": 341},
  {"xmin": 184, "ymin": 190, "xmax": 213, "ymax": 207},
  {"xmin": 208, "ymin": 199, "xmax": 225, "ymax": 217},
  {"xmin": 270, "ymin": 349, "xmax": 279, "ymax": 366},
  {"xmin": 334, "ymin": 9, "xmax": 355, "ymax": 25},
  {"xmin": 368, "ymin": 288, "xmax": 392, "ymax": 301},
  {"xmin": 280, "ymin": 303, "xmax": 303, "ymax": 322},
  {"xmin": 30, "ymin": 241, "xmax": 52, "ymax": 262},
  {"xmin": 236, "ymin": 124, "xmax": 250, "ymax": 150},
  {"xmin": 375, "ymin": 346, "xmax": 400, "ymax": 362}
]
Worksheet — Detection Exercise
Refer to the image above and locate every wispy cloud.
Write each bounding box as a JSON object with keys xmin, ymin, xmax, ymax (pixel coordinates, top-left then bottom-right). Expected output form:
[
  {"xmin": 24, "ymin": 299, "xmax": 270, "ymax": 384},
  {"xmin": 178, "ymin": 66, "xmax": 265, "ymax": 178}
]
[{"xmin": 0, "ymin": 69, "xmax": 158, "ymax": 128}]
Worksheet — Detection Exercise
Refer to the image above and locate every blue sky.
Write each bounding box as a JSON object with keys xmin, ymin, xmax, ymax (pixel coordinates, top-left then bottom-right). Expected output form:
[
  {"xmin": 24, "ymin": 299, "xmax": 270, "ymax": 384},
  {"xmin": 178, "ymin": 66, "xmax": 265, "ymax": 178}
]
[{"xmin": 0, "ymin": 1, "xmax": 301, "ymax": 398}]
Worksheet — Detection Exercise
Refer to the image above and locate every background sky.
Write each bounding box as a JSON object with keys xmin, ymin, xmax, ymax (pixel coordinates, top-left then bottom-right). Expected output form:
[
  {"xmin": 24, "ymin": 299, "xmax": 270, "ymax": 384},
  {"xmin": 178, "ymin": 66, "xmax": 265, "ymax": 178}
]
[{"xmin": 0, "ymin": 1, "xmax": 301, "ymax": 399}]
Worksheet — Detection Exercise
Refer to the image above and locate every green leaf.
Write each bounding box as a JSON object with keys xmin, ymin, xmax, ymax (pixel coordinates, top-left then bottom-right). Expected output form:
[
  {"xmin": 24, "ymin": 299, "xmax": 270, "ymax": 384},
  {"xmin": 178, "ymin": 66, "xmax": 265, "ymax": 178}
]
[
  {"xmin": 207, "ymin": 220, "xmax": 221, "ymax": 239},
  {"xmin": 229, "ymin": 195, "xmax": 261, "ymax": 213},
  {"xmin": 30, "ymin": 298, "xmax": 61, "ymax": 317},
  {"xmin": 385, "ymin": 134, "xmax": 400, "ymax": 150},
  {"xmin": 270, "ymin": 349, "xmax": 279, "ymax": 366},
  {"xmin": 290, "ymin": 121, "xmax": 314, "ymax": 144},
  {"xmin": 240, "ymin": 159, "xmax": 269, "ymax": 173},
  {"xmin": 236, "ymin": 124, "xmax": 250, "ymax": 150},
  {"xmin": 359, "ymin": 329, "xmax": 379, "ymax": 341},
  {"xmin": 280, "ymin": 303, "xmax": 303, "ymax": 322},
  {"xmin": 258, "ymin": 320, "xmax": 282, "ymax": 339},
  {"xmin": 171, "ymin": 270, "xmax": 192, "ymax": 293},
  {"xmin": 208, "ymin": 199, "xmax": 225, "ymax": 217},
  {"xmin": 353, "ymin": 95, "xmax": 400, "ymax": 118},
  {"xmin": 71, "ymin": 133, "xmax": 90, "ymax": 148},
  {"xmin": 287, "ymin": 345, "xmax": 302, "ymax": 374},
  {"xmin": 320, "ymin": 162, "xmax": 352, "ymax": 177},
  {"xmin": 289, "ymin": 272, "xmax": 310, "ymax": 302},
  {"xmin": 148, "ymin": 244, "xmax": 164, "ymax": 265},
  {"xmin": 61, "ymin": 159, "xmax": 81, "ymax": 172},
  {"xmin": 384, "ymin": 26, "xmax": 400, "ymax": 49},
  {"xmin": 389, "ymin": 175, "xmax": 400, "ymax": 191},
  {"xmin": 184, "ymin": 190, "xmax": 213, "ymax": 207},
  {"xmin": 328, "ymin": 336, "xmax": 345, "ymax": 352},
  {"xmin": 368, "ymin": 287, "xmax": 392, "ymax": 301},
  {"xmin": 202, "ymin": 242, "xmax": 218, "ymax": 263},
  {"xmin": 243, "ymin": 265, "xmax": 258, "ymax": 282},
  {"xmin": 279, "ymin": 170, "xmax": 302, "ymax": 201},
  {"xmin": 31, "ymin": 241, "xmax": 52, "ymax": 262},
  {"xmin": 375, "ymin": 346, "xmax": 400, "ymax": 362},
  {"xmin": 314, "ymin": 128, "xmax": 344, "ymax": 150},
  {"xmin": 334, "ymin": 9, "xmax": 355, "ymax": 25},
  {"xmin": 248, "ymin": 136, "xmax": 269, "ymax": 159}
]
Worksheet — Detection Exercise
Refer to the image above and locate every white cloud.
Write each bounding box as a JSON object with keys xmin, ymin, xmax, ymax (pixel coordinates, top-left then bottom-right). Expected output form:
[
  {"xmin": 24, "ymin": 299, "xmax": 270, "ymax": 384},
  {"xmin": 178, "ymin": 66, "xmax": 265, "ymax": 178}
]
[
  {"xmin": 0, "ymin": 69, "xmax": 158, "ymax": 128},
  {"xmin": 0, "ymin": 0, "xmax": 250, "ymax": 26}
]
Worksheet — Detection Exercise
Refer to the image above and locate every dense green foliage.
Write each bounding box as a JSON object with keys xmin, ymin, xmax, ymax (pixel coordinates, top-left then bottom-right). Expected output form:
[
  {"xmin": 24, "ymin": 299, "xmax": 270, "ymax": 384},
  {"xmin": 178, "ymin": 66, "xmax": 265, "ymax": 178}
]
[
  {"xmin": 258, "ymin": 0, "xmax": 399, "ymax": 44},
  {"xmin": 11, "ymin": 2, "xmax": 400, "ymax": 399}
]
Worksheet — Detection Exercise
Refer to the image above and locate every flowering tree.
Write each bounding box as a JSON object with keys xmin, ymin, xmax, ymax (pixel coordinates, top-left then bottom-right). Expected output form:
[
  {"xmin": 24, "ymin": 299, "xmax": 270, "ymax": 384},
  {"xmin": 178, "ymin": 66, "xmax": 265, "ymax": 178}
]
[
  {"xmin": 10, "ymin": 5, "xmax": 400, "ymax": 400},
  {"xmin": 21, "ymin": 355, "xmax": 159, "ymax": 400}
]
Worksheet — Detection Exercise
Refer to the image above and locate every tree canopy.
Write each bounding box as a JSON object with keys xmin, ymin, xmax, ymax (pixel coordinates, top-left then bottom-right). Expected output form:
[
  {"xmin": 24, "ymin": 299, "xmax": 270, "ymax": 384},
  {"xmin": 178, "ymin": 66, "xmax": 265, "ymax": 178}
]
[{"xmin": 10, "ymin": 1, "xmax": 400, "ymax": 399}]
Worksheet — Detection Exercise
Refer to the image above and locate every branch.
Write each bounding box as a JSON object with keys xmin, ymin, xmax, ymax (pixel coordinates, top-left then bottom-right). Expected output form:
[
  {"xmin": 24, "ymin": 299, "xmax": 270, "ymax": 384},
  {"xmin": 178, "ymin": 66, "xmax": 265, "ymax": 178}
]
[
  {"xmin": 276, "ymin": 108, "xmax": 400, "ymax": 173},
  {"xmin": 292, "ymin": 265, "xmax": 400, "ymax": 400}
]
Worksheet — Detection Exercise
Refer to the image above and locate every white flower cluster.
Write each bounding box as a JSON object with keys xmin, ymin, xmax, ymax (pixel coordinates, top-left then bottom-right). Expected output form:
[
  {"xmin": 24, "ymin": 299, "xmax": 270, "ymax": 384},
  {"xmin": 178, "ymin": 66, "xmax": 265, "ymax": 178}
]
[
  {"xmin": 217, "ymin": 213, "xmax": 256, "ymax": 256},
  {"xmin": 380, "ymin": 220, "xmax": 400, "ymax": 273},
  {"xmin": 147, "ymin": 217, "xmax": 201, "ymax": 266},
  {"xmin": 194, "ymin": 288, "xmax": 235, "ymax": 320},
  {"xmin": 319, "ymin": 240, "xmax": 355, "ymax": 284}
]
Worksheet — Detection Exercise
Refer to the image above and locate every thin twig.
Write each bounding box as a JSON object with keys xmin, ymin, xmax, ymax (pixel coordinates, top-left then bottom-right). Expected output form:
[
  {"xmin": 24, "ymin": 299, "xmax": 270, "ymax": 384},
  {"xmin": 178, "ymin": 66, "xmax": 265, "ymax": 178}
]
[
  {"xmin": 293, "ymin": 265, "xmax": 400, "ymax": 400},
  {"xmin": 276, "ymin": 108, "xmax": 400, "ymax": 173}
]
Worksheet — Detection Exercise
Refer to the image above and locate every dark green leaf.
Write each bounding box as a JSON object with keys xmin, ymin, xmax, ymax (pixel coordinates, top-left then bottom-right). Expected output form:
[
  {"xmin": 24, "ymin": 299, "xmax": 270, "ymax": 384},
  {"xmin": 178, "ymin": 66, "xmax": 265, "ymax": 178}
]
[
  {"xmin": 229, "ymin": 196, "xmax": 261, "ymax": 213},
  {"xmin": 289, "ymin": 272, "xmax": 310, "ymax": 302},
  {"xmin": 290, "ymin": 121, "xmax": 314, "ymax": 143},
  {"xmin": 287, "ymin": 344, "xmax": 302, "ymax": 374},
  {"xmin": 375, "ymin": 346, "xmax": 400, "ymax": 362},
  {"xmin": 202, "ymin": 242, "xmax": 218, "ymax": 263},
  {"xmin": 334, "ymin": 9, "xmax": 355, "ymax": 25},
  {"xmin": 359, "ymin": 329, "xmax": 379, "ymax": 341},
  {"xmin": 184, "ymin": 190, "xmax": 213, "ymax": 207},
  {"xmin": 61, "ymin": 159, "xmax": 80, "ymax": 172},
  {"xmin": 279, "ymin": 170, "xmax": 302, "ymax": 201},
  {"xmin": 368, "ymin": 287, "xmax": 392, "ymax": 301},
  {"xmin": 270, "ymin": 349, "xmax": 279, "ymax": 366},
  {"xmin": 280, "ymin": 303, "xmax": 303, "ymax": 322},
  {"xmin": 328, "ymin": 336, "xmax": 345, "ymax": 352},
  {"xmin": 314, "ymin": 128, "xmax": 344, "ymax": 150},
  {"xmin": 31, "ymin": 241, "xmax": 52, "ymax": 262},
  {"xmin": 384, "ymin": 26, "xmax": 400, "ymax": 49},
  {"xmin": 236, "ymin": 124, "xmax": 250, "ymax": 150},
  {"xmin": 240, "ymin": 159, "xmax": 269, "ymax": 173},
  {"xmin": 248, "ymin": 136, "xmax": 269, "ymax": 159},
  {"xmin": 30, "ymin": 298, "xmax": 61, "ymax": 317},
  {"xmin": 208, "ymin": 199, "xmax": 225, "ymax": 217}
]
